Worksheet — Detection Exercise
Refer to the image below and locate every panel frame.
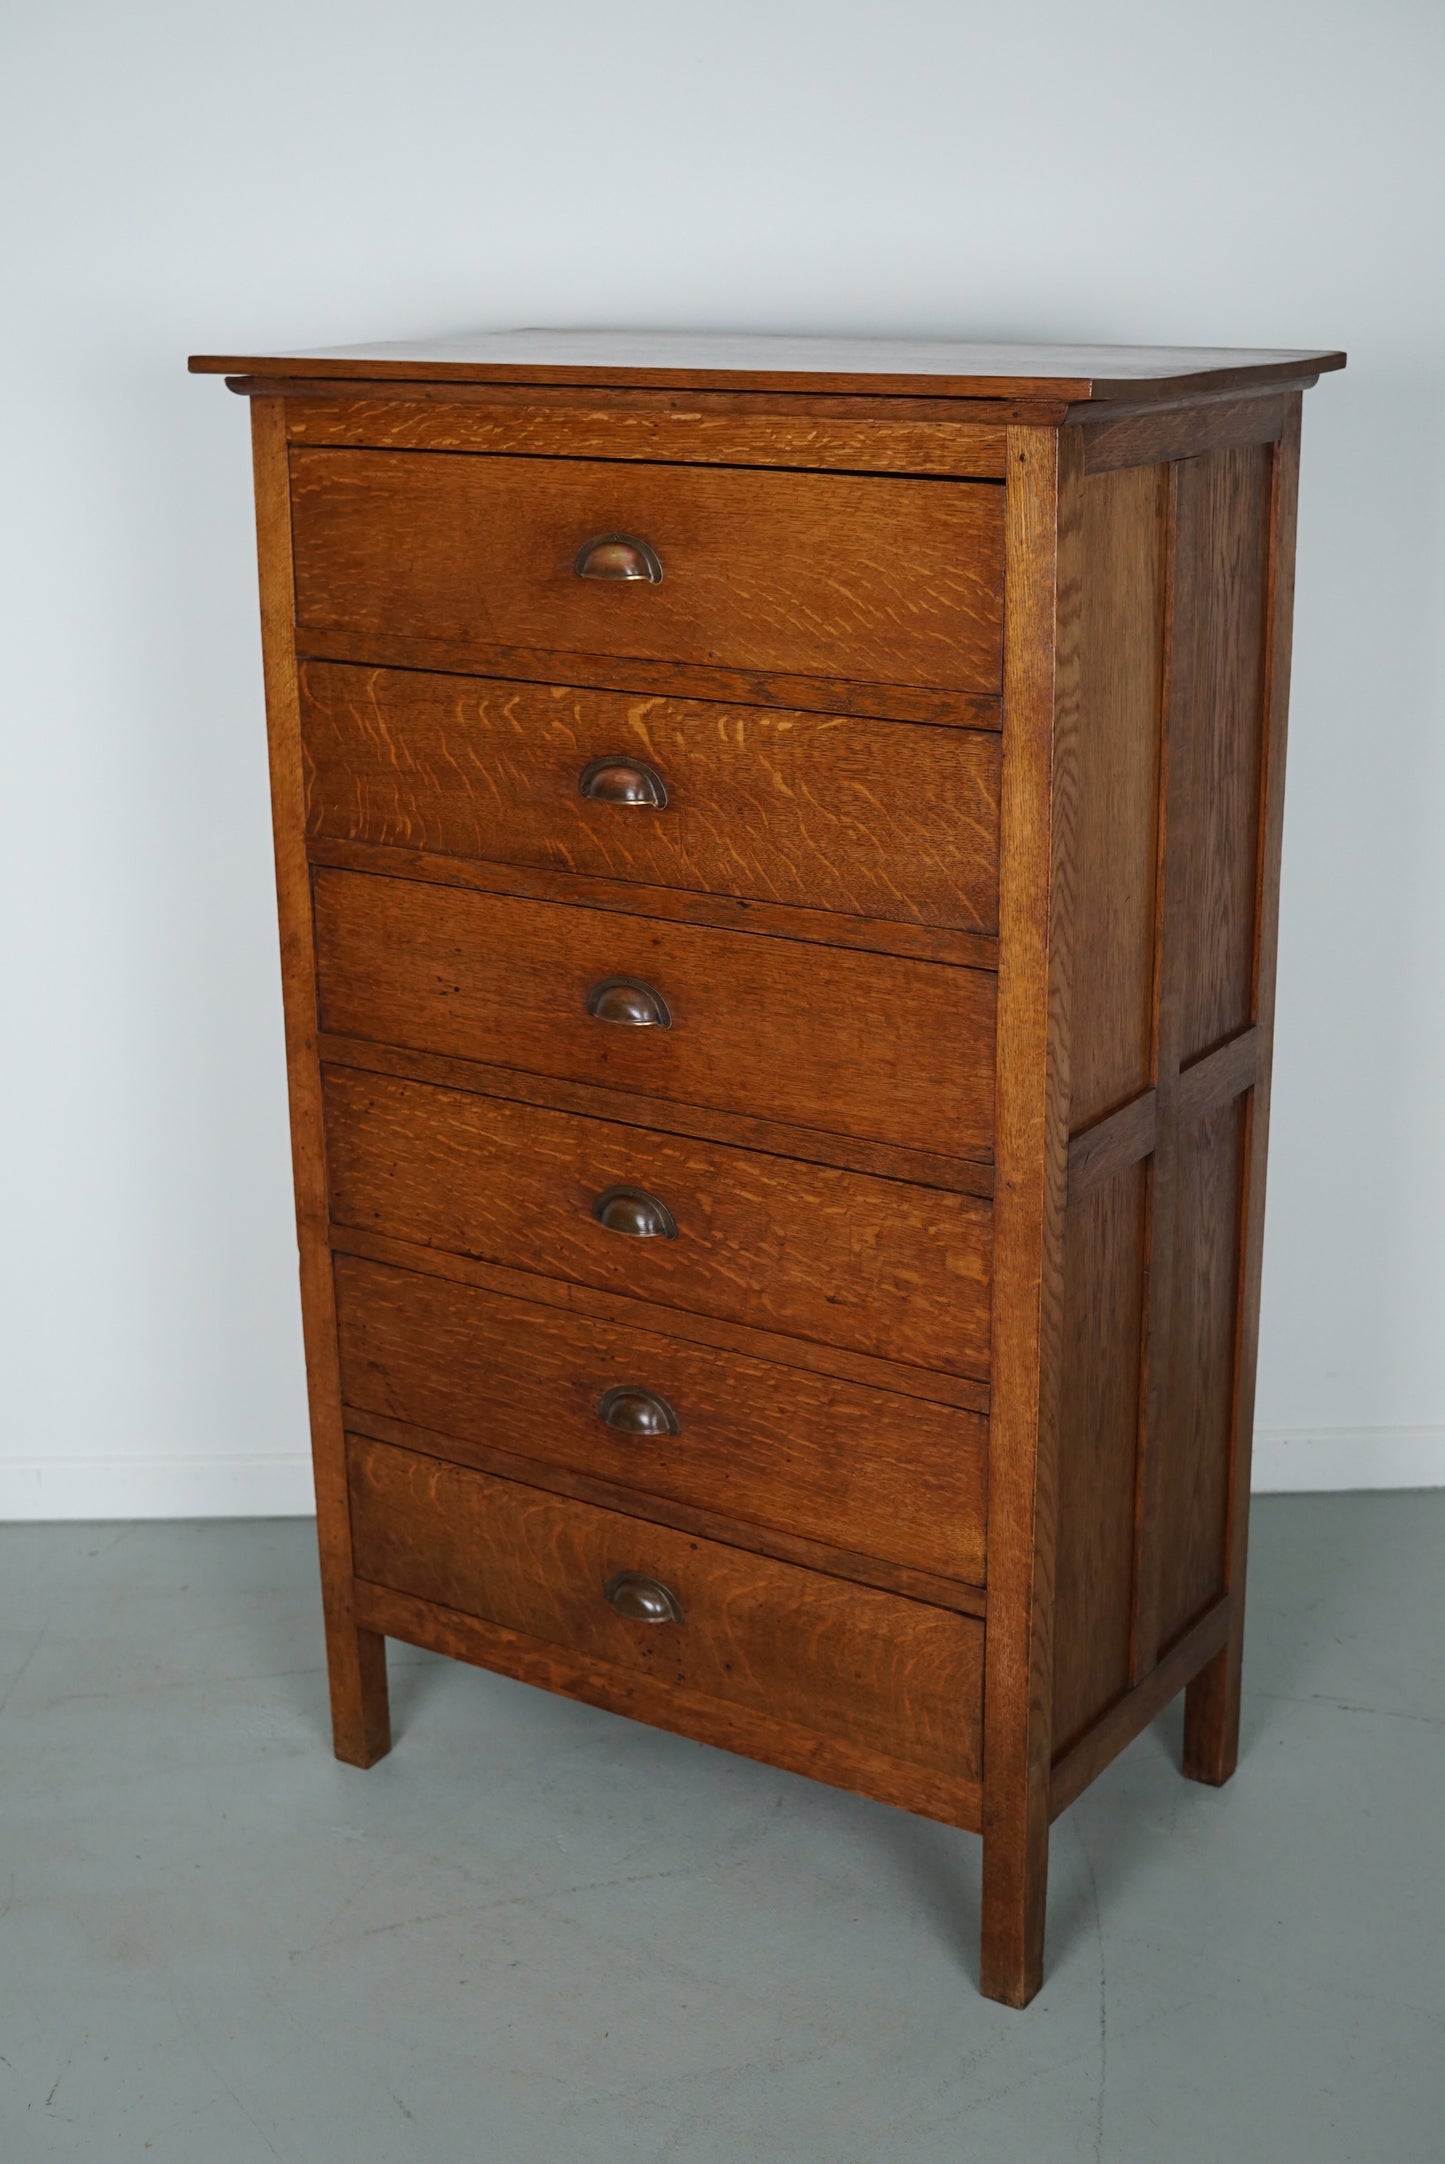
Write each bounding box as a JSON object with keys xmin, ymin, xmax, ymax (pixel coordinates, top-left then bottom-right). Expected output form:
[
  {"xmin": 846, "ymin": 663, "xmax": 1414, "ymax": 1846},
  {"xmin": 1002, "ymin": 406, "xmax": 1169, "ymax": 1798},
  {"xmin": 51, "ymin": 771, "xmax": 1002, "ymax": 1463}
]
[{"xmin": 248, "ymin": 396, "xmax": 392, "ymax": 1767}]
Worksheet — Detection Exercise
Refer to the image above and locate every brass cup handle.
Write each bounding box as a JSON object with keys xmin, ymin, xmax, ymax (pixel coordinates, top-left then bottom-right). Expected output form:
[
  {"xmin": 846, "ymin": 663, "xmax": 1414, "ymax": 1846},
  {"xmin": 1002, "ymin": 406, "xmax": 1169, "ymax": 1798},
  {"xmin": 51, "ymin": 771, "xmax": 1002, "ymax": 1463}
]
[
  {"xmin": 578, "ymin": 756, "xmax": 668, "ymax": 808},
  {"xmin": 598, "ymin": 1386, "xmax": 680, "ymax": 1437},
  {"xmin": 574, "ymin": 534, "xmax": 663, "ymax": 584},
  {"xmin": 591, "ymin": 1186, "xmax": 677, "ymax": 1239},
  {"xmin": 586, "ymin": 978, "xmax": 672, "ymax": 1029},
  {"xmin": 604, "ymin": 1571, "xmax": 683, "ymax": 1625}
]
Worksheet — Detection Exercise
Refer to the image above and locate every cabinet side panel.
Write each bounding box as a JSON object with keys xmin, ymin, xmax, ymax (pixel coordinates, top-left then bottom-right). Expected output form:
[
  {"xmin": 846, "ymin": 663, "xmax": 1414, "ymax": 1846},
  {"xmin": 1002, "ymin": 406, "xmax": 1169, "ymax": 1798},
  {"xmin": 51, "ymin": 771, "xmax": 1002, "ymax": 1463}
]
[
  {"xmin": 1049, "ymin": 458, "xmax": 1165, "ymax": 1754},
  {"xmin": 1176, "ymin": 445, "xmax": 1273, "ymax": 1062},
  {"xmin": 1156, "ymin": 1097, "xmax": 1248, "ymax": 1644},
  {"xmin": 1068, "ymin": 465, "xmax": 1167, "ymax": 1128},
  {"xmin": 1052, "ymin": 1161, "xmax": 1149, "ymax": 1751},
  {"xmin": 1150, "ymin": 443, "xmax": 1274, "ymax": 1647},
  {"xmin": 249, "ymin": 396, "xmax": 390, "ymax": 1765}
]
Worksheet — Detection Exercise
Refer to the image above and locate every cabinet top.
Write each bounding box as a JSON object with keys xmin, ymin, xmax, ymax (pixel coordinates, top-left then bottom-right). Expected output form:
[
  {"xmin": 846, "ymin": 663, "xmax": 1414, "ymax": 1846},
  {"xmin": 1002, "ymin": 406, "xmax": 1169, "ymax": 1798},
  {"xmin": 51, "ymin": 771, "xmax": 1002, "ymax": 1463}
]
[{"xmin": 189, "ymin": 329, "xmax": 1345, "ymax": 403}]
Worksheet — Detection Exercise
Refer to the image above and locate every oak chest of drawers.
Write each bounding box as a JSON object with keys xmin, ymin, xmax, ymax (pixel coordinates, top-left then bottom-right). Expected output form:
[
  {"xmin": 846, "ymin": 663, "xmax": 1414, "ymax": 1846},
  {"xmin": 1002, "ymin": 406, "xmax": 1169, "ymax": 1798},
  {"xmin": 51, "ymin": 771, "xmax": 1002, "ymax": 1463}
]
[{"xmin": 192, "ymin": 329, "xmax": 1343, "ymax": 2005}]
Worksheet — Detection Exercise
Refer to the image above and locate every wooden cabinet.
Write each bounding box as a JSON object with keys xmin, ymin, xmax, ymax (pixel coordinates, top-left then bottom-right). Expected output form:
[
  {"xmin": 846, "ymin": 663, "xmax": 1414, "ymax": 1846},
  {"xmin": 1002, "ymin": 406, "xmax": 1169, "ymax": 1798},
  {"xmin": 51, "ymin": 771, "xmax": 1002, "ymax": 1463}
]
[{"xmin": 192, "ymin": 330, "xmax": 1344, "ymax": 2005}]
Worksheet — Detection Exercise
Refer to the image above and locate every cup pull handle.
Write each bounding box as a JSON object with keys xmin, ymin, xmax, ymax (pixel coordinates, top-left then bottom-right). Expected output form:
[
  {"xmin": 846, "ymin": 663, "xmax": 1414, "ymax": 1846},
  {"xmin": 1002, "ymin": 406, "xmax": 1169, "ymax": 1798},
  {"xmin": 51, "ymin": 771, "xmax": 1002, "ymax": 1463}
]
[
  {"xmin": 591, "ymin": 1186, "xmax": 677, "ymax": 1240},
  {"xmin": 574, "ymin": 534, "xmax": 663, "ymax": 584},
  {"xmin": 597, "ymin": 1386, "xmax": 681, "ymax": 1437},
  {"xmin": 585, "ymin": 978, "xmax": 672, "ymax": 1029},
  {"xmin": 577, "ymin": 756, "xmax": 668, "ymax": 808},
  {"xmin": 604, "ymin": 1571, "xmax": 683, "ymax": 1624}
]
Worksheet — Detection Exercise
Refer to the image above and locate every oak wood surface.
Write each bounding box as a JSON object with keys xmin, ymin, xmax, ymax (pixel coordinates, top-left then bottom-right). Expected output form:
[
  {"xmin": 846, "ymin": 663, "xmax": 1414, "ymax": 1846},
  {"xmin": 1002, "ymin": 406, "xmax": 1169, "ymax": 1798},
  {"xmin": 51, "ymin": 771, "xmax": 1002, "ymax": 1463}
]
[
  {"xmin": 190, "ymin": 328, "xmax": 1344, "ymax": 401},
  {"xmin": 1066, "ymin": 462, "xmax": 1166, "ymax": 1130},
  {"xmin": 318, "ymin": 1030, "xmax": 996, "ymax": 1198},
  {"xmin": 312, "ymin": 867, "xmax": 996, "ymax": 1160},
  {"xmin": 355, "ymin": 1577, "xmax": 983, "ymax": 1831},
  {"xmin": 333, "ymin": 1252, "xmax": 988, "ymax": 1583},
  {"xmin": 293, "ymin": 446, "xmax": 1003, "ymax": 688},
  {"xmin": 300, "ymin": 662, "xmax": 1002, "ymax": 935},
  {"xmin": 1156, "ymin": 1099, "xmax": 1247, "ymax": 1646},
  {"xmin": 322, "ymin": 1067, "xmax": 994, "ymax": 1378},
  {"xmin": 1176, "ymin": 1025, "xmax": 1260, "ymax": 1124},
  {"xmin": 281, "ymin": 392, "xmax": 1009, "ymax": 476},
  {"xmin": 347, "ymin": 1435, "xmax": 985, "ymax": 1780},
  {"xmin": 346, "ymin": 1402, "xmax": 986, "ymax": 1617},
  {"xmin": 296, "ymin": 625, "xmax": 1000, "ymax": 731},
  {"xmin": 205, "ymin": 337, "xmax": 1335, "ymax": 2010},
  {"xmin": 290, "ymin": 449, "xmax": 1005, "ymax": 695},
  {"xmin": 330, "ymin": 1224, "xmax": 991, "ymax": 1414},
  {"xmin": 261, "ymin": 379, "xmax": 1058, "ymax": 427},
  {"xmin": 1079, "ymin": 393, "xmax": 1285, "ymax": 475},
  {"xmin": 1127, "ymin": 458, "xmax": 1191, "ymax": 1679},
  {"xmin": 979, "ymin": 424, "xmax": 1077, "ymax": 2008},
  {"xmin": 1050, "ymin": 1595, "xmax": 1231, "ymax": 1819},
  {"xmin": 1066, "ymin": 1091, "xmax": 1157, "ymax": 1202},
  {"xmin": 1143, "ymin": 441, "xmax": 1274, "ymax": 1671},
  {"xmin": 1051, "ymin": 452, "xmax": 1167, "ymax": 1743},
  {"xmin": 1052, "ymin": 1161, "xmax": 1150, "ymax": 1754},
  {"xmin": 1176, "ymin": 445, "xmax": 1273, "ymax": 1062},
  {"xmin": 247, "ymin": 399, "xmax": 391, "ymax": 1770},
  {"xmin": 308, "ymin": 835, "xmax": 999, "ymax": 972},
  {"xmin": 1185, "ymin": 401, "xmax": 1303, "ymax": 1782}
]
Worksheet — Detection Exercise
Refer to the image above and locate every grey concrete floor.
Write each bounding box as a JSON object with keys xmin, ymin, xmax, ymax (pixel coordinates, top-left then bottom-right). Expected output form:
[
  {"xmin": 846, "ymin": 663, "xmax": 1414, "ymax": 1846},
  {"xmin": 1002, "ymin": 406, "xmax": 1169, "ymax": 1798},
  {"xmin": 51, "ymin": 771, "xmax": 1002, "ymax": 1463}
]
[{"xmin": 0, "ymin": 1497, "xmax": 1441, "ymax": 2164}]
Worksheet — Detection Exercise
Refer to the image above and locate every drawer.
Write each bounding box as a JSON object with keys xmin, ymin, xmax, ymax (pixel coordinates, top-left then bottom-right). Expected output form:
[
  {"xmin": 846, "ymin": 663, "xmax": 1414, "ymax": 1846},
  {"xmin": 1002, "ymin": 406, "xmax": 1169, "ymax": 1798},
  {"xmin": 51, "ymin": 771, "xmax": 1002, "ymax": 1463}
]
[
  {"xmin": 289, "ymin": 449, "xmax": 1004, "ymax": 693},
  {"xmin": 347, "ymin": 1434, "xmax": 984, "ymax": 1783},
  {"xmin": 313, "ymin": 869, "xmax": 995, "ymax": 1160},
  {"xmin": 300, "ymin": 664, "xmax": 1002, "ymax": 935},
  {"xmin": 334, "ymin": 1254, "xmax": 987, "ymax": 1583},
  {"xmin": 323, "ymin": 1069, "xmax": 992, "ymax": 1379}
]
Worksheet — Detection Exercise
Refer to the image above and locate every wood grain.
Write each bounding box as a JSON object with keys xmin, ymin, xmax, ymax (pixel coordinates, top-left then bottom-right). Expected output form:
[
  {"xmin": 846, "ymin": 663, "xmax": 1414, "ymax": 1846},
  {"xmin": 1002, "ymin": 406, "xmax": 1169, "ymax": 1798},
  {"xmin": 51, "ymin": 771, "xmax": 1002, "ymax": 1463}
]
[
  {"xmin": 979, "ymin": 423, "xmax": 1077, "ymax": 2008},
  {"xmin": 1079, "ymin": 394, "xmax": 1285, "ymax": 475},
  {"xmin": 1067, "ymin": 462, "xmax": 1166, "ymax": 1129},
  {"xmin": 1051, "ymin": 1162, "xmax": 1149, "ymax": 1754},
  {"xmin": 281, "ymin": 391, "xmax": 1008, "ymax": 475},
  {"xmin": 1174, "ymin": 444, "xmax": 1273, "ymax": 1062},
  {"xmin": 312, "ymin": 867, "xmax": 996, "ymax": 1160},
  {"xmin": 1140, "ymin": 441, "xmax": 1274, "ymax": 1675},
  {"xmin": 355, "ymin": 1577, "xmax": 983, "ymax": 1831},
  {"xmin": 308, "ymin": 835, "xmax": 999, "ymax": 972},
  {"xmin": 321, "ymin": 1067, "xmax": 994, "ymax": 1378},
  {"xmin": 1066, "ymin": 1090, "xmax": 1156, "ymax": 1202},
  {"xmin": 1050, "ymin": 1595, "xmax": 1231, "ymax": 1819},
  {"xmin": 204, "ymin": 339, "xmax": 1337, "ymax": 2007},
  {"xmin": 1128, "ymin": 460, "xmax": 1190, "ymax": 1679},
  {"xmin": 1185, "ymin": 400, "xmax": 1303, "ymax": 1783},
  {"xmin": 300, "ymin": 662, "xmax": 1002, "ymax": 935},
  {"xmin": 346, "ymin": 1403, "xmax": 986, "ymax": 1617},
  {"xmin": 331, "ymin": 1225, "xmax": 991, "ymax": 1414},
  {"xmin": 333, "ymin": 1252, "xmax": 988, "ymax": 1582},
  {"xmin": 1156, "ymin": 1099, "xmax": 1247, "ymax": 1647},
  {"xmin": 295, "ymin": 625, "xmax": 1001, "ymax": 731},
  {"xmin": 189, "ymin": 328, "xmax": 1345, "ymax": 401},
  {"xmin": 247, "ymin": 400, "xmax": 391, "ymax": 1768},
  {"xmin": 347, "ymin": 1435, "xmax": 985, "ymax": 1780},
  {"xmin": 288, "ymin": 449, "xmax": 1005, "ymax": 693},
  {"xmin": 318, "ymin": 1030, "xmax": 996, "ymax": 1198},
  {"xmin": 1176, "ymin": 1025, "xmax": 1259, "ymax": 1126}
]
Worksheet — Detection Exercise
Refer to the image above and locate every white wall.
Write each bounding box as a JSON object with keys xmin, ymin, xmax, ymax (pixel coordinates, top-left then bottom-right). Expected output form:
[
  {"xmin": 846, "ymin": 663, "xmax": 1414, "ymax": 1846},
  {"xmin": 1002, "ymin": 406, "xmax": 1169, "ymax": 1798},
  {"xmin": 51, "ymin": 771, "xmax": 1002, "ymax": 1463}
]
[{"xmin": 2, "ymin": 0, "xmax": 1441, "ymax": 1516}]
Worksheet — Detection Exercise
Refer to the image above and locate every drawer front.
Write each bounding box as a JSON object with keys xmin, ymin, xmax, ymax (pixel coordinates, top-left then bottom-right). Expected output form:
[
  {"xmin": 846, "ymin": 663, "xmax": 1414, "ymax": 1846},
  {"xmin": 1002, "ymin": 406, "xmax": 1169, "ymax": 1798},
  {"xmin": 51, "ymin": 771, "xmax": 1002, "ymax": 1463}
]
[
  {"xmin": 347, "ymin": 1434, "xmax": 984, "ymax": 1781},
  {"xmin": 313, "ymin": 870, "xmax": 995, "ymax": 1160},
  {"xmin": 290, "ymin": 449, "xmax": 1004, "ymax": 693},
  {"xmin": 334, "ymin": 1254, "xmax": 987, "ymax": 1583},
  {"xmin": 300, "ymin": 664, "xmax": 1001, "ymax": 935},
  {"xmin": 323, "ymin": 1069, "xmax": 992, "ymax": 1379}
]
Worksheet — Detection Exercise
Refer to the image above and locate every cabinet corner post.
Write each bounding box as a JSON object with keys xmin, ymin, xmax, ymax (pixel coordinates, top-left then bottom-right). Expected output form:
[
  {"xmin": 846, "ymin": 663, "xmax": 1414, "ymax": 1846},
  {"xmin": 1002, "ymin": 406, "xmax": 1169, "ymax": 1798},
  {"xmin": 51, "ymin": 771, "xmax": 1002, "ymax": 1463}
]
[{"xmin": 980, "ymin": 424, "xmax": 1082, "ymax": 2005}]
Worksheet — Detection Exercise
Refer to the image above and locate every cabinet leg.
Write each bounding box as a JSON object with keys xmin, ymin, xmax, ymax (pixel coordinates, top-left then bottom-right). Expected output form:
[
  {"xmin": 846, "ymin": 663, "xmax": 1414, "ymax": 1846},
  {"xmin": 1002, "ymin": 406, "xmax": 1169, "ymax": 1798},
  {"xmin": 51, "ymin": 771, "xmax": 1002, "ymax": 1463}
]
[
  {"xmin": 1182, "ymin": 1621, "xmax": 1243, "ymax": 1787},
  {"xmin": 980, "ymin": 1811, "xmax": 1049, "ymax": 2008},
  {"xmin": 325, "ymin": 1610, "xmax": 391, "ymax": 1769}
]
